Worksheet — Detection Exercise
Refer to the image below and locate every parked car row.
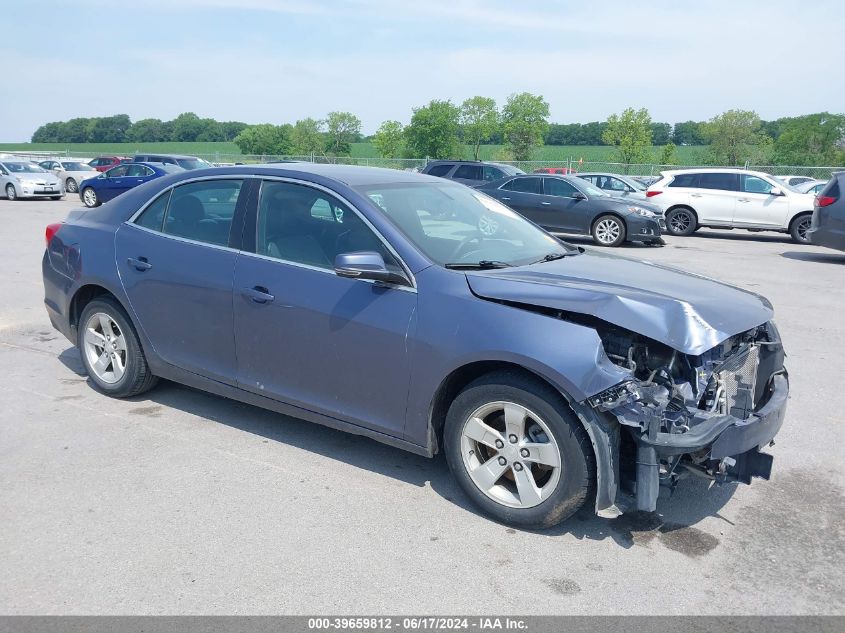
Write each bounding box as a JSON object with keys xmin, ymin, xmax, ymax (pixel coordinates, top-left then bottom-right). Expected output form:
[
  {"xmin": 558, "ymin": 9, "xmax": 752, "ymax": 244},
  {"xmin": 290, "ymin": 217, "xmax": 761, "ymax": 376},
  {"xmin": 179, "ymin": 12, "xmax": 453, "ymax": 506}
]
[
  {"xmin": 0, "ymin": 153, "xmax": 214, "ymax": 205},
  {"xmin": 645, "ymin": 169, "xmax": 817, "ymax": 243}
]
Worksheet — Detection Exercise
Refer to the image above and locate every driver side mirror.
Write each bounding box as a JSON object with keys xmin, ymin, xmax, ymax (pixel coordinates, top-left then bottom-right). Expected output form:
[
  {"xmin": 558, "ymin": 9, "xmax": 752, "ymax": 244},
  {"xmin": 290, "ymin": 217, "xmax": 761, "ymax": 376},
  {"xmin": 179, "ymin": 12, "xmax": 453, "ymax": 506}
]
[
  {"xmin": 571, "ymin": 191, "xmax": 587, "ymax": 200},
  {"xmin": 769, "ymin": 187, "xmax": 783, "ymax": 196},
  {"xmin": 334, "ymin": 251, "xmax": 409, "ymax": 286}
]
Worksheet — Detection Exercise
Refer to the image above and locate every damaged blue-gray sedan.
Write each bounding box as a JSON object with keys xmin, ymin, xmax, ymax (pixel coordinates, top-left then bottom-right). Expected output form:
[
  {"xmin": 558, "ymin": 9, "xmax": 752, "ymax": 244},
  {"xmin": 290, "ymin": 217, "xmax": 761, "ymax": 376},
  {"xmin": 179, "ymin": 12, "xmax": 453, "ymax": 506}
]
[{"xmin": 42, "ymin": 164, "xmax": 787, "ymax": 528}]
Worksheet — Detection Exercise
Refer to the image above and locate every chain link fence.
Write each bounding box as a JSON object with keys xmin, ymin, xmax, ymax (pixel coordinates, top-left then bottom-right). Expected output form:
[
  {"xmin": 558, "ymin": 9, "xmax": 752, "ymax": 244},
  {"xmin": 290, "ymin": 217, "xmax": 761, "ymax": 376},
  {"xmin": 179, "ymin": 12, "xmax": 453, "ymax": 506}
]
[{"xmin": 2, "ymin": 149, "xmax": 840, "ymax": 180}]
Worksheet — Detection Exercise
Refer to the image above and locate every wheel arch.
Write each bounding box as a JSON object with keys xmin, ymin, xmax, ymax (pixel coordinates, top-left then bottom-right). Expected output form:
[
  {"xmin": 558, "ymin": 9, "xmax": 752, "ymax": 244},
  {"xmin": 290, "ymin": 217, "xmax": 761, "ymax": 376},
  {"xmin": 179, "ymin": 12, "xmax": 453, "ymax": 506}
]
[
  {"xmin": 788, "ymin": 210, "xmax": 813, "ymax": 230},
  {"xmin": 69, "ymin": 284, "xmax": 133, "ymax": 332},
  {"xmin": 666, "ymin": 204, "xmax": 698, "ymax": 219},
  {"xmin": 427, "ymin": 360, "xmax": 617, "ymax": 515},
  {"xmin": 590, "ymin": 211, "xmax": 627, "ymax": 232}
]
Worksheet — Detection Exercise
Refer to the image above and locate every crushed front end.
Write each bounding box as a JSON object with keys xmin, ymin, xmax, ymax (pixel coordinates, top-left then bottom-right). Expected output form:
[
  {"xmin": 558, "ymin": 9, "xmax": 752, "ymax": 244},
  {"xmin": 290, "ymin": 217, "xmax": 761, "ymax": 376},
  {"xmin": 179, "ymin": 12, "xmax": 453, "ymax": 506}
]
[{"xmin": 588, "ymin": 320, "xmax": 787, "ymax": 512}]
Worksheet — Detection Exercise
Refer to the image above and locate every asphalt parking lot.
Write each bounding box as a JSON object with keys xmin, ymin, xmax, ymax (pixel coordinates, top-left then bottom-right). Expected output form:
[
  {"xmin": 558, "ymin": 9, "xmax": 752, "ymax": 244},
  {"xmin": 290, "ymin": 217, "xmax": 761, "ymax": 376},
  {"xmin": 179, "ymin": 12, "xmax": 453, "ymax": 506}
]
[{"xmin": 1, "ymin": 196, "xmax": 843, "ymax": 615}]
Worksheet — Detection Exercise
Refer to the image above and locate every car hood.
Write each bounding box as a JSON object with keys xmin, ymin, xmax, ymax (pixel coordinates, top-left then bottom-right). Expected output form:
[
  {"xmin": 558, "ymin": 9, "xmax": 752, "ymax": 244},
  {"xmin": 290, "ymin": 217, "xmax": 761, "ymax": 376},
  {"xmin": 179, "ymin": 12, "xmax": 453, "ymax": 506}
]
[
  {"xmin": 602, "ymin": 195, "xmax": 662, "ymax": 213},
  {"xmin": 464, "ymin": 250, "xmax": 773, "ymax": 356},
  {"xmin": 15, "ymin": 173, "xmax": 58, "ymax": 183}
]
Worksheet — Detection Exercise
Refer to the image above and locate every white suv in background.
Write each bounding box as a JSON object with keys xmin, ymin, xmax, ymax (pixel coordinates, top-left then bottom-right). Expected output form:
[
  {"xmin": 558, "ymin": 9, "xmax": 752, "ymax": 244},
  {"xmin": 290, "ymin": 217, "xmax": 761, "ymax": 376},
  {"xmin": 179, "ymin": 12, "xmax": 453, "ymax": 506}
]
[{"xmin": 646, "ymin": 169, "xmax": 816, "ymax": 243}]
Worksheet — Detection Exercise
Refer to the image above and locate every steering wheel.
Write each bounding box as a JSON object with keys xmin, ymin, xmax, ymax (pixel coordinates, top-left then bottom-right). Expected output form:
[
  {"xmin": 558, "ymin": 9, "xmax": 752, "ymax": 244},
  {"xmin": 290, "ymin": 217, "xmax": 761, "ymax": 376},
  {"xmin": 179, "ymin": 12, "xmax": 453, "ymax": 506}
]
[{"xmin": 448, "ymin": 234, "xmax": 483, "ymax": 261}]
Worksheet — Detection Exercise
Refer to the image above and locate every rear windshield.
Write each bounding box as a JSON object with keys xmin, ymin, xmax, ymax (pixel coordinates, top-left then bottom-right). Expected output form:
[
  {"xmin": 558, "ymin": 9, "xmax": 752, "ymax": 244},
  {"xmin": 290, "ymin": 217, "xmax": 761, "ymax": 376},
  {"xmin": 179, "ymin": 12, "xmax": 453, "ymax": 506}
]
[
  {"xmin": 61, "ymin": 162, "xmax": 95, "ymax": 171},
  {"xmin": 176, "ymin": 158, "xmax": 212, "ymax": 170}
]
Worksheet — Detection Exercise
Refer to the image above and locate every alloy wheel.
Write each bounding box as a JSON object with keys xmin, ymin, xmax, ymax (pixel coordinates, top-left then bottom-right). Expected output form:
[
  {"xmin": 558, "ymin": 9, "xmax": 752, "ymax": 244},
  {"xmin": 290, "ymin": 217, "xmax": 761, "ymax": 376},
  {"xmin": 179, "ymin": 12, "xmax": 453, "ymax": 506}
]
[
  {"xmin": 460, "ymin": 401, "xmax": 562, "ymax": 509},
  {"xmin": 595, "ymin": 218, "xmax": 622, "ymax": 245},
  {"xmin": 796, "ymin": 216, "xmax": 812, "ymax": 242},
  {"xmin": 66, "ymin": 178, "xmax": 78, "ymax": 193},
  {"xmin": 5, "ymin": 184, "xmax": 16, "ymax": 200},
  {"xmin": 82, "ymin": 188, "xmax": 97, "ymax": 207},
  {"xmin": 670, "ymin": 211, "xmax": 692, "ymax": 233},
  {"xmin": 82, "ymin": 312, "xmax": 127, "ymax": 384}
]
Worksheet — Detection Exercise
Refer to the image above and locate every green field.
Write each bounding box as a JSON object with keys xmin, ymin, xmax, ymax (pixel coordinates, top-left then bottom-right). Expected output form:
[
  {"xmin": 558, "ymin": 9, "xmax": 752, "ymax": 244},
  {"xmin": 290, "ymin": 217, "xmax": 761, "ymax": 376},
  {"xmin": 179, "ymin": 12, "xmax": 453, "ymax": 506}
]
[{"xmin": 0, "ymin": 141, "xmax": 708, "ymax": 164}]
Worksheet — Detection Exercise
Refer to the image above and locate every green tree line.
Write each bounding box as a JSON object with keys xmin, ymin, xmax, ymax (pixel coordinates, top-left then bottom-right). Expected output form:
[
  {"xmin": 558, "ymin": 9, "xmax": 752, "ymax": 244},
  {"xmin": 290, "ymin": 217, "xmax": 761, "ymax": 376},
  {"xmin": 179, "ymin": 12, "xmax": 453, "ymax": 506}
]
[{"xmin": 30, "ymin": 105, "xmax": 845, "ymax": 166}]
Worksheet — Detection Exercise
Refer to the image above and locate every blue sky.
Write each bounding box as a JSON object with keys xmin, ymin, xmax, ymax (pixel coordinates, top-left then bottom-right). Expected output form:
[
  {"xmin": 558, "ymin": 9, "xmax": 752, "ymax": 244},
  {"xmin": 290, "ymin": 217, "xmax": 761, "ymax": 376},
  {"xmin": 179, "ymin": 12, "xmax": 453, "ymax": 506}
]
[{"xmin": 1, "ymin": 0, "xmax": 843, "ymax": 141}]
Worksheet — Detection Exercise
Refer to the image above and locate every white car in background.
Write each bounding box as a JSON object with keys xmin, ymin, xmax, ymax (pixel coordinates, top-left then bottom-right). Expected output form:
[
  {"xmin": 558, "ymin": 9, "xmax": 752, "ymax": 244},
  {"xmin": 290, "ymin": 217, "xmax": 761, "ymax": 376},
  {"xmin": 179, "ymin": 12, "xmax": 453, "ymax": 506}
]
[
  {"xmin": 38, "ymin": 159, "xmax": 99, "ymax": 194},
  {"xmin": 646, "ymin": 168, "xmax": 816, "ymax": 243},
  {"xmin": 0, "ymin": 161, "xmax": 63, "ymax": 200}
]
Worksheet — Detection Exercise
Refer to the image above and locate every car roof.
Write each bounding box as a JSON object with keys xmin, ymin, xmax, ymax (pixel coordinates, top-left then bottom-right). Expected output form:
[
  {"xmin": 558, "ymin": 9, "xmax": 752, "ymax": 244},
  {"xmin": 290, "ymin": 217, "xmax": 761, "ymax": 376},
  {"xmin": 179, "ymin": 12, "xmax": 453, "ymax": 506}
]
[
  {"xmin": 658, "ymin": 167, "xmax": 776, "ymax": 179},
  {"xmin": 577, "ymin": 172, "xmax": 637, "ymax": 179},
  {"xmin": 161, "ymin": 163, "xmax": 450, "ymax": 186},
  {"xmin": 134, "ymin": 153, "xmax": 201, "ymax": 159}
]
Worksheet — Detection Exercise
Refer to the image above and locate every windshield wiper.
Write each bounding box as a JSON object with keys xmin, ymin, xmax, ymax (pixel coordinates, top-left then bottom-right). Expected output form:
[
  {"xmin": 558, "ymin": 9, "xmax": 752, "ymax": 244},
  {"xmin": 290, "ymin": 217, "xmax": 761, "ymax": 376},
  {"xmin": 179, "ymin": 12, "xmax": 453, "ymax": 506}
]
[
  {"xmin": 445, "ymin": 260, "xmax": 512, "ymax": 269},
  {"xmin": 532, "ymin": 251, "xmax": 579, "ymax": 264}
]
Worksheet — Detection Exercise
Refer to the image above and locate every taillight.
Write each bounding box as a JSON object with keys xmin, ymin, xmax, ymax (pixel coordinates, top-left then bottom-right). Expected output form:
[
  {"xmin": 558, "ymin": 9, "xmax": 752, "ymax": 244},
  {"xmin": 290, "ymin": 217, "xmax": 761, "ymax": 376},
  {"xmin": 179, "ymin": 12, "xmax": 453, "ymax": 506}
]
[
  {"xmin": 817, "ymin": 195, "xmax": 837, "ymax": 207},
  {"xmin": 45, "ymin": 223, "xmax": 62, "ymax": 246},
  {"xmin": 646, "ymin": 190, "xmax": 662, "ymax": 197}
]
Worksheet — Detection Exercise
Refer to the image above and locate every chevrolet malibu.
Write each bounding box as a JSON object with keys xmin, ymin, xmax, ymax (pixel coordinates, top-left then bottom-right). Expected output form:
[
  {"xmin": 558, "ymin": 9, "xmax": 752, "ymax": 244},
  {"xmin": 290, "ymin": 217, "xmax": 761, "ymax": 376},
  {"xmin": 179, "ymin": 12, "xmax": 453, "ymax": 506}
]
[{"xmin": 42, "ymin": 165, "xmax": 788, "ymax": 528}]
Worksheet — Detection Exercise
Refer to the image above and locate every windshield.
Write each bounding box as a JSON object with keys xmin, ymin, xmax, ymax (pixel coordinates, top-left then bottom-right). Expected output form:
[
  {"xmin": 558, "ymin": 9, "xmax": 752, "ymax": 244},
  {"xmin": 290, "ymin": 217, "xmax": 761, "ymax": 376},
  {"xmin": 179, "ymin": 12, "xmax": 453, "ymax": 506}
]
[
  {"xmin": 625, "ymin": 177, "xmax": 647, "ymax": 191},
  {"xmin": 61, "ymin": 162, "xmax": 95, "ymax": 171},
  {"xmin": 499, "ymin": 164, "xmax": 525, "ymax": 176},
  {"xmin": 176, "ymin": 158, "xmax": 212, "ymax": 170},
  {"xmin": 355, "ymin": 181, "xmax": 574, "ymax": 267},
  {"xmin": 2, "ymin": 162, "xmax": 47, "ymax": 173}
]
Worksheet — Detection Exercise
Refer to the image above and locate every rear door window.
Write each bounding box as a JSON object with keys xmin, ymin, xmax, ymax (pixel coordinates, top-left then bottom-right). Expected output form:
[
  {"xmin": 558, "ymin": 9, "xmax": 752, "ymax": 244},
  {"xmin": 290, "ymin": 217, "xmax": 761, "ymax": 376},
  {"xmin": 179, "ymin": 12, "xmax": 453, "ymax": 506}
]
[
  {"xmin": 669, "ymin": 173, "xmax": 700, "ymax": 188},
  {"xmin": 426, "ymin": 164, "xmax": 453, "ymax": 177},
  {"xmin": 161, "ymin": 179, "xmax": 244, "ymax": 246},
  {"xmin": 699, "ymin": 173, "xmax": 739, "ymax": 191},
  {"xmin": 453, "ymin": 165, "xmax": 482, "ymax": 180}
]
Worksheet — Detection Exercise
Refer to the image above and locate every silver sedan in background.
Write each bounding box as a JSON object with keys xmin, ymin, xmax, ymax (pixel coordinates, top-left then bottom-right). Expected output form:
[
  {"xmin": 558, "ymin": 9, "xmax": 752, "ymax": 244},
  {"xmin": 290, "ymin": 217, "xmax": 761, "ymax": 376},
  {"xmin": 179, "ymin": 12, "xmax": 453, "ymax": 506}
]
[
  {"xmin": 794, "ymin": 179, "xmax": 827, "ymax": 196},
  {"xmin": 0, "ymin": 161, "xmax": 63, "ymax": 200},
  {"xmin": 38, "ymin": 159, "xmax": 99, "ymax": 194}
]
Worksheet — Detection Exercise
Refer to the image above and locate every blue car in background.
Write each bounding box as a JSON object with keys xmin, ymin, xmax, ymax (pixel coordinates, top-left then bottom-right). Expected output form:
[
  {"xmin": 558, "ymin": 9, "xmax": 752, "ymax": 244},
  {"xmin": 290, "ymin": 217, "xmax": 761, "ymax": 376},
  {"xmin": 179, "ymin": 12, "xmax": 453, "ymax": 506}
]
[{"xmin": 78, "ymin": 162, "xmax": 180, "ymax": 207}]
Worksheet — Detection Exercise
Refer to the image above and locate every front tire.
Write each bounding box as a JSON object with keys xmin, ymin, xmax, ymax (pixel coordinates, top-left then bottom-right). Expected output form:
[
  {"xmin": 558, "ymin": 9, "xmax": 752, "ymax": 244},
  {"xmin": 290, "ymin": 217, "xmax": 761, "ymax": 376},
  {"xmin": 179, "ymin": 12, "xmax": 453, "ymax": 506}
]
[
  {"xmin": 665, "ymin": 207, "xmax": 697, "ymax": 236},
  {"xmin": 82, "ymin": 187, "xmax": 99, "ymax": 207},
  {"xmin": 5, "ymin": 184, "xmax": 18, "ymax": 201},
  {"xmin": 789, "ymin": 213, "xmax": 812, "ymax": 244},
  {"xmin": 78, "ymin": 297, "xmax": 158, "ymax": 397},
  {"xmin": 444, "ymin": 371, "xmax": 594, "ymax": 529},
  {"xmin": 66, "ymin": 178, "xmax": 78, "ymax": 193},
  {"xmin": 591, "ymin": 214, "xmax": 626, "ymax": 247}
]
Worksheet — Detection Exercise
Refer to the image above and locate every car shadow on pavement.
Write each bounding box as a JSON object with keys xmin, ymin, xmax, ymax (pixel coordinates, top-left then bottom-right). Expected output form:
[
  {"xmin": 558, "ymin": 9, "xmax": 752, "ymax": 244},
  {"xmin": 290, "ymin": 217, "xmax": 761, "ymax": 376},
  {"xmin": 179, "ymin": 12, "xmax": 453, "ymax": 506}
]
[
  {"xmin": 58, "ymin": 344, "xmax": 736, "ymax": 550},
  {"xmin": 781, "ymin": 251, "xmax": 845, "ymax": 264},
  {"xmin": 682, "ymin": 230, "xmax": 794, "ymax": 244}
]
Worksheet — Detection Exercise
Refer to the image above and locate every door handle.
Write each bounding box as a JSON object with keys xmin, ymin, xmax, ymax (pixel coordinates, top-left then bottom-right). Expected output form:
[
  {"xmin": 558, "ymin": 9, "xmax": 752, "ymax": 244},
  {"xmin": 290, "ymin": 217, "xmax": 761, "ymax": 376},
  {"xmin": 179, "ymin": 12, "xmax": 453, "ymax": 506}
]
[
  {"xmin": 738, "ymin": 198, "xmax": 750, "ymax": 203},
  {"xmin": 127, "ymin": 257, "xmax": 152, "ymax": 271},
  {"xmin": 242, "ymin": 286, "xmax": 275, "ymax": 304},
  {"xmin": 541, "ymin": 201, "xmax": 551, "ymax": 206},
  {"xmin": 690, "ymin": 193, "xmax": 703, "ymax": 198},
  {"xmin": 500, "ymin": 196, "xmax": 511, "ymax": 200}
]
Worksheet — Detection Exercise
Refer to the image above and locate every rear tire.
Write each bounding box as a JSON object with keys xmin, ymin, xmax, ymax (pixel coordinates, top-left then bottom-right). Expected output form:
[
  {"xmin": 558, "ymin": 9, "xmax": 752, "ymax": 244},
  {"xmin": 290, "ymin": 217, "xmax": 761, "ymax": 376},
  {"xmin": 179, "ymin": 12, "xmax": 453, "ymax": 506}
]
[
  {"xmin": 591, "ymin": 214, "xmax": 626, "ymax": 247},
  {"xmin": 666, "ymin": 207, "xmax": 697, "ymax": 236},
  {"xmin": 444, "ymin": 371, "xmax": 594, "ymax": 529},
  {"xmin": 789, "ymin": 213, "xmax": 812, "ymax": 244},
  {"xmin": 82, "ymin": 187, "xmax": 99, "ymax": 207},
  {"xmin": 78, "ymin": 297, "xmax": 158, "ymax": 398}
]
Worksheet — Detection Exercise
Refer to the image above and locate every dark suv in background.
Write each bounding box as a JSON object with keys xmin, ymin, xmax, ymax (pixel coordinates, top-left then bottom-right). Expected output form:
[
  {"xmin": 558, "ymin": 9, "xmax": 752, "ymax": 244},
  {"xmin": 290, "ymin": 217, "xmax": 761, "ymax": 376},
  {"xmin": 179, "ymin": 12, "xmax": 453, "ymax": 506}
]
[
  {"xmin": 807, "ymin": 172, "xmax": 844, "ymax": 251},
  {"xmin": 421, "ymin": 160, "xmax": 524, "ymax": 187},
  {"xmin": 132, "ymin": 154, "xmax": 213, "ymax": 170}
]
